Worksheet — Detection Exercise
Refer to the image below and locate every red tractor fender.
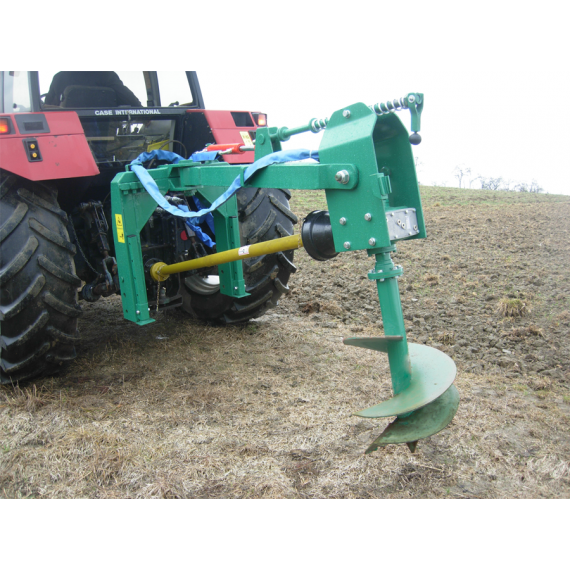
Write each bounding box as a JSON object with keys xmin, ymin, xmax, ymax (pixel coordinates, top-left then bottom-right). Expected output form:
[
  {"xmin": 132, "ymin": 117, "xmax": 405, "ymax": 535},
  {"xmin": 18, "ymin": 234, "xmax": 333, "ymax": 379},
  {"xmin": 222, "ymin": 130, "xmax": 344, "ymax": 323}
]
[
  {"xmin": 187, "ymin": 109, "xmax": 257, "ymax": 164},
  {"xmin": 0, "ymin": 111, "xmax": 99, "ymax": 181}
]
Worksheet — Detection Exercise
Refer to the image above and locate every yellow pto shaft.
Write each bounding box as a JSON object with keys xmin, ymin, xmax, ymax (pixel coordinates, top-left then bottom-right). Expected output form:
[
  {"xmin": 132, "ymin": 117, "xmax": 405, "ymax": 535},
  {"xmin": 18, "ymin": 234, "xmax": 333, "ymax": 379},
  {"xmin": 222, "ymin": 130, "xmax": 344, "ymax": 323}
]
[{"xmin": 150, "ymin": 233, "xmax": 303, "ymax": 282}]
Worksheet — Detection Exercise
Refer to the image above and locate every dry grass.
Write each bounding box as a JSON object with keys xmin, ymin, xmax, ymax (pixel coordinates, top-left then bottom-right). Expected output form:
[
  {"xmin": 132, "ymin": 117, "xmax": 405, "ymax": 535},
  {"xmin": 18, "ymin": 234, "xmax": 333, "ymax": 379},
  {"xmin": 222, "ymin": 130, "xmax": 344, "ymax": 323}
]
[
  {"xmin": 2, "ymin": 302, "xmax": 569, "ymax": 499},
  {"xmin": 1, "ymin": 385, "xmax": 55, "ymax": 413},
  {"xmin": 498, "ymin": 298, "xmax": 529, "ymax": 318},
  {"xmin": 424, "ymin": 274, "xmax": 440, "ymax": 286},
  {"xmin": 503, "ymin": 325, "xmax": 545, "ymax": 339},
  {"xmin": 437, "ymin": 331, "xmax": 455, "ymax": 345}
]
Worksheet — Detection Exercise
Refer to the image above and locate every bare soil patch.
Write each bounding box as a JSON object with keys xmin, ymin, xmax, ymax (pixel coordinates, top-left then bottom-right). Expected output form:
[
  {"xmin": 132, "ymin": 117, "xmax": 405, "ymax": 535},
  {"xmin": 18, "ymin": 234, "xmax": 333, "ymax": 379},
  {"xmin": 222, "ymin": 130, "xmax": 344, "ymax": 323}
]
[{"xmin": 2, "ymin": 188, "xmax": 569, "ymax": 498}]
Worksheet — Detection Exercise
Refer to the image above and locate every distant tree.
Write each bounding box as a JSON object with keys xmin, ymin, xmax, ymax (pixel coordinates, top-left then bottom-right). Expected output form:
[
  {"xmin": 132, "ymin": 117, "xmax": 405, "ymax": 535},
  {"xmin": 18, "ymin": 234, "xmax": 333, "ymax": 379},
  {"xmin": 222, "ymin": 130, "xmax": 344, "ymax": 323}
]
[
  {"xmin": 479, "ymin": 176, "xmax": 544, "ymax": 193},
  {"xmin": 514, "ymin": 180, "xmax": 544, "ymax": 193},
  {"xmin": 453, "ymin": 165, "xmax": 471, "ymax": 188},
  {"xmin": 480, "ymin": 176, "xmax": 503, "ymax": 190}
]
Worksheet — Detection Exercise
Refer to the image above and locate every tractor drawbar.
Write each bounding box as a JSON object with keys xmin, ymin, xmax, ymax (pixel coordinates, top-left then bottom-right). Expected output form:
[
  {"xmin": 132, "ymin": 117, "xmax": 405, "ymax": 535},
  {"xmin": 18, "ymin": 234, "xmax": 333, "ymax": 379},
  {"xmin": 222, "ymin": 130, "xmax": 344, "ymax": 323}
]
[{"xmin": 110, "ymin": 92, "xmax": 459, "ymax": 453}]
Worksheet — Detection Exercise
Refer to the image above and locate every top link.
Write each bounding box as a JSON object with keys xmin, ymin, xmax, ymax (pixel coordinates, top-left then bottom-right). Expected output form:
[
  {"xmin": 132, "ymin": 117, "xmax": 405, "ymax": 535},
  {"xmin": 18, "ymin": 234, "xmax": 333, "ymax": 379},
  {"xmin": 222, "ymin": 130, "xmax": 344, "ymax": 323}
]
[{"xmin": 272, "ymin": 93, "xmax": 423, "ymax": 145}]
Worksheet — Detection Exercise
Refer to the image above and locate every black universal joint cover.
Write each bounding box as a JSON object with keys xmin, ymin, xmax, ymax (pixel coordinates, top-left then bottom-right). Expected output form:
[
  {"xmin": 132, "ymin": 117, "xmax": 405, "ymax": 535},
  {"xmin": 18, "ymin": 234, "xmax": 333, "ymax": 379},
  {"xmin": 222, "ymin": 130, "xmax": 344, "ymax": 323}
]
[{"xmin": 301, "ymin": 210, "xmax": 338, "ymax": 261}]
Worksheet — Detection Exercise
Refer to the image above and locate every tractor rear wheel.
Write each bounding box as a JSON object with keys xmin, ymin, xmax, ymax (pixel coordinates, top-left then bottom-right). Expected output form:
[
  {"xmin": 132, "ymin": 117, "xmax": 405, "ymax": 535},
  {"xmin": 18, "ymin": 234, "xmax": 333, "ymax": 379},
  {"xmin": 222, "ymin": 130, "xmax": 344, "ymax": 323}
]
[
  {"xmin": 0, "ymin": 172, "xmax": 81, "ymax": 385},
  {"xmin": 180, "ymin": 187, "xmax": 297, "ymax": 323}
]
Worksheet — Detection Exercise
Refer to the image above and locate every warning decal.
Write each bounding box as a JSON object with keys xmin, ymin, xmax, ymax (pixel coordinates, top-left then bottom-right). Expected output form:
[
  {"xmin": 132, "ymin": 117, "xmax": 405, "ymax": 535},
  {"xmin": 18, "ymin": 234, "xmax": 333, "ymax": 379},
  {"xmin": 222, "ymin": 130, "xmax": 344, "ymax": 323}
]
[
  {"xmin": 115, "ymin": 214, "xmax": 125, "ymax": 244},
  {"xmin": 240, "ymin": 131, "xmax": 253, "ymax": 147}
]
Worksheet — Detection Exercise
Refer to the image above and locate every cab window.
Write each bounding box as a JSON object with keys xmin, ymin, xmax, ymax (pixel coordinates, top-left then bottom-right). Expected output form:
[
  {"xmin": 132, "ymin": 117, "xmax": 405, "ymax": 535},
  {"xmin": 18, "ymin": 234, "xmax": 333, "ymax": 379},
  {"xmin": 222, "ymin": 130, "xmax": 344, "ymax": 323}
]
[
  {"xmin": 156, "ymin": 71, "xmax": 194, "ymax": 106},
  {"xmin": 3, "ymin": 72, "xmax": 32, "ymax": 113},
  {"xmin": 39, "ymin": 71, "xmax": 148, "ymax": 109}
]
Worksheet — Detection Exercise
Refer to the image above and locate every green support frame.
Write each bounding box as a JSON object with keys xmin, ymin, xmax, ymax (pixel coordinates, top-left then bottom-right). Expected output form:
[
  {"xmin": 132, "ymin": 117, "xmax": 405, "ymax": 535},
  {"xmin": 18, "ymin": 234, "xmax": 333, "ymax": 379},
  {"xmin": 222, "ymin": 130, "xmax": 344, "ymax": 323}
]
[{"xmin": 110, "ymin": 99, "xmax": 424, "ymax": 327}]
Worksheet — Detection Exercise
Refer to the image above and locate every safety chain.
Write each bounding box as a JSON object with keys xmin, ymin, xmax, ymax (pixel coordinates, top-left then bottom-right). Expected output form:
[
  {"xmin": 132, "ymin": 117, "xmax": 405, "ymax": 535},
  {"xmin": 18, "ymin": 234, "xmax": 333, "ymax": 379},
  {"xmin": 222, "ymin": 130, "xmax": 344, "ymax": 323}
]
[{"xmin": 155, "ymin": 284, "xmax": 162, "ymax": 316}]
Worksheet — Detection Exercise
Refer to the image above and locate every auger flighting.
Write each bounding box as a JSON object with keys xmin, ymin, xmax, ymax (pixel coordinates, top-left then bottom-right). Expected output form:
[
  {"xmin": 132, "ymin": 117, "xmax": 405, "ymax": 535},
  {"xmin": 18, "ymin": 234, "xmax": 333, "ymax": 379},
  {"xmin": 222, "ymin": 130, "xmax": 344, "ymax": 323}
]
[{"xmin": 111, "ymin": 92, "xmax": 459, "ymax": 453}]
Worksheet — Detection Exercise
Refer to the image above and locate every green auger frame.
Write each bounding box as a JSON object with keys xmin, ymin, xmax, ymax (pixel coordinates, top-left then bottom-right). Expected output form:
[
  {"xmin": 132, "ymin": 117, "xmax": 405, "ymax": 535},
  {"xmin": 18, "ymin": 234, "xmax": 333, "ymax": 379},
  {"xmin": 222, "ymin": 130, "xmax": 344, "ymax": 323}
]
[{"xmin": 110, "ymin": 93, "xmax": 459, "ymax": 453}]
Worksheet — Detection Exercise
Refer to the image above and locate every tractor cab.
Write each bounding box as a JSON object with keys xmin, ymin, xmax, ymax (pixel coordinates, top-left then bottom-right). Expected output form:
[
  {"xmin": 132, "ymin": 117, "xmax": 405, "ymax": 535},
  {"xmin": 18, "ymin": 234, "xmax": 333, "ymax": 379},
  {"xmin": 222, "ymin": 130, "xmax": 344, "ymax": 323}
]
[
  {"xmin": 1, "ymin": 71, "xmax": 264, "ymax": 174},
  {"xmin": 37, "ymin": 71, "xmax": 206, "ymax": 167}
]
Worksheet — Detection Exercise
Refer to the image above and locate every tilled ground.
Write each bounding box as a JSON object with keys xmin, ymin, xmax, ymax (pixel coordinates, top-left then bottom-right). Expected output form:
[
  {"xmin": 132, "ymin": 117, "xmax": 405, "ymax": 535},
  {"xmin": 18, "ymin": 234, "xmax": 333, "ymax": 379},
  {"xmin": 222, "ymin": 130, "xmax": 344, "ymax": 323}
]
[
  {"xmin": 1, "ymin": 188, "xmax": 569, "ymax": 498},
  {"xmin": 288, "ymin": 189, "xmax": 570, "ymax": 382}
]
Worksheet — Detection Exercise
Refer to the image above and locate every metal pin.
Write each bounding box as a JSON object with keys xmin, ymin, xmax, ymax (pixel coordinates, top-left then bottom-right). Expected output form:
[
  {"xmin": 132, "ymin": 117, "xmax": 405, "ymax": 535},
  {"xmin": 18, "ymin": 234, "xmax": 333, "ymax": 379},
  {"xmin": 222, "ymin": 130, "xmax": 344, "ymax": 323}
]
[
  {"xmin": 343, "ymin": 110, "xmax": 351, "ymax": 118},
  {"xmin": 339, "ymin": 217, "xmax": 347, "ymax": 225},
  {"xmin": 364, "ymin": 213, "xmax": 372, "ymax": 221},
  {"xmin": 343, "ymin": 241, "xmax": 351, "ymax": 249},
  {"xmin": 368, "ymin": 238, "xmax": 376, "ymax": 246}
]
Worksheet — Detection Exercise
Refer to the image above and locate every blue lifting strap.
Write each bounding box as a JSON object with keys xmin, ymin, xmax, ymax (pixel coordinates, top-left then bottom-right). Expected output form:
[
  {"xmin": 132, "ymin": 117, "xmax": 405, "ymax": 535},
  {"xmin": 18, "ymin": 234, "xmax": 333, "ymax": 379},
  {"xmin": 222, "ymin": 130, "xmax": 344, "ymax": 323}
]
[{"xmin": 129, "ymin": 148, "xmax": 320, "ymax": 246}]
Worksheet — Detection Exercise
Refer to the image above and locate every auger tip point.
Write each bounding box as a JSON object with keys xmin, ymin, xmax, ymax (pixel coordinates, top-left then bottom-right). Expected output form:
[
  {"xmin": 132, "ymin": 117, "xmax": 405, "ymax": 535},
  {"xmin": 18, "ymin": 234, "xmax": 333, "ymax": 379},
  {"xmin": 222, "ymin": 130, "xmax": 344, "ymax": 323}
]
[
  {"xmin": 406, "ymin": 440, "xmax": 419, "ymax": 453},
  {"xmin": 365, "ymin": 443, "xmax": 380, "ymax": 455}
]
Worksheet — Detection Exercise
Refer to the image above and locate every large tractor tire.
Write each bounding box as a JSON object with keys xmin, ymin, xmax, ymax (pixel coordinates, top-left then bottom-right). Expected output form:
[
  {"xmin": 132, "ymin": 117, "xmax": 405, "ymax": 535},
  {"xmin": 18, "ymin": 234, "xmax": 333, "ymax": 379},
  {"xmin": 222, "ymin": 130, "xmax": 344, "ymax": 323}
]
[
  {"xmin": 0, "ymin": 172, "xmax": 81, "ymax": 385},
  {"xmin": 180, "ymin": 187, "xmax": 298, "ymax": 323}
]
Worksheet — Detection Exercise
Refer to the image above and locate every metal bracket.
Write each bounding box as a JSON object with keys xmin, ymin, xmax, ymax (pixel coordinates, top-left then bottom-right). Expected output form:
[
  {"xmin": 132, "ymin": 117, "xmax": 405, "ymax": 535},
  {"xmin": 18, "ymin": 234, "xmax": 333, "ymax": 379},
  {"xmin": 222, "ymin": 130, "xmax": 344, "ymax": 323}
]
[{"xmin": 368, "ymin": 265, "xmax": 403, "ymax": 281}]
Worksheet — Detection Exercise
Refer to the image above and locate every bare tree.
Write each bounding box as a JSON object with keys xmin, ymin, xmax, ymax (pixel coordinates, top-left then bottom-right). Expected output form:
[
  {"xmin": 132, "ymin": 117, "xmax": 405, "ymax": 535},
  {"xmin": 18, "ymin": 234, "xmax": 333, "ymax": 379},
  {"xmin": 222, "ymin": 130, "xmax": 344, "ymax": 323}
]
[
  {"xmin": 453, "ymin": 165, "xmax": 471, "ymax": 189},
  {"xmin": 479, "ymin": 175, "xmax": 544, "ymax": 193},
  {"xmin": 480, "ymin": 176, "xmax": 503, "ymax": 190},
  {"xmin": 514, "ymin": 180, "xmax": 544, "ymax": 193}
]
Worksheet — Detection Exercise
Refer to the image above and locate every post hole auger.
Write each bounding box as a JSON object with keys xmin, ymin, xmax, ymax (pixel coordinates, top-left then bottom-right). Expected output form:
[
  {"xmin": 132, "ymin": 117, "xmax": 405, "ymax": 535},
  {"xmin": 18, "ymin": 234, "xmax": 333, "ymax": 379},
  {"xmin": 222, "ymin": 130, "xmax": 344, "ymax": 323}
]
[{"xmin": 110, "ymin": 92, "xmax": 459, "ymax": 453}]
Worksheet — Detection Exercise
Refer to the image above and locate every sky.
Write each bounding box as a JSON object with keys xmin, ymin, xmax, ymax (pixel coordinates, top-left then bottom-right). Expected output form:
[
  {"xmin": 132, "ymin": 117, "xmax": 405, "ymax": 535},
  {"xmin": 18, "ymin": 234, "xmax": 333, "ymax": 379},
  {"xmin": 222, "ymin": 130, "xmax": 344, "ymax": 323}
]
[
  {"xmin": 199, "ymin": 67, "xmax": 555, "ymax": 190},
  {"xmin": 198, "ymin": 71, "xmax": 570, "ymax": 194}
]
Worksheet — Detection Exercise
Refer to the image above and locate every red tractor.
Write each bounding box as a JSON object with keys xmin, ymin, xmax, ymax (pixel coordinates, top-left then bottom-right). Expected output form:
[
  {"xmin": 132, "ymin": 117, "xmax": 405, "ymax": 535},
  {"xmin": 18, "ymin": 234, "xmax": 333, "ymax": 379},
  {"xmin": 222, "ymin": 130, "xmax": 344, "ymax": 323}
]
[{"xmin": 0, "ymin": 71, "xmax": 297, "ymax": 384}]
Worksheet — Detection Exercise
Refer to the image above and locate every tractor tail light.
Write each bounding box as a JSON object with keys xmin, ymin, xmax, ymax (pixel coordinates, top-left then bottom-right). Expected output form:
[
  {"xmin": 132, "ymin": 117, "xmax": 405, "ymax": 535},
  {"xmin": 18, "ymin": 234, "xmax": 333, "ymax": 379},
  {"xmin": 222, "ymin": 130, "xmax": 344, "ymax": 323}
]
[
  {"xmin": 0, "ymin": 118, "xmax": 12, "ymax": 134},
  {"xmin": 252, "ymin": 113, "xmax": 267, "ymax": 127}
]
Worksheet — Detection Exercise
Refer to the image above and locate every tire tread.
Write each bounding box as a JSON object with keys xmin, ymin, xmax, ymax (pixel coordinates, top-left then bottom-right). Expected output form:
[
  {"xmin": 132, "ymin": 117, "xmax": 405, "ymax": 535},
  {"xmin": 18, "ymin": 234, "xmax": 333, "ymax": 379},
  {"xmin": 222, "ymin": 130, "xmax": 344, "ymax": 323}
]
[
  {"xmin": 181, "ymin": 187, "xmax": 296, "ymax": 324},
  {"xmin": 1, "ymin": 172, "xmax": 80, "ymax": 384}
]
